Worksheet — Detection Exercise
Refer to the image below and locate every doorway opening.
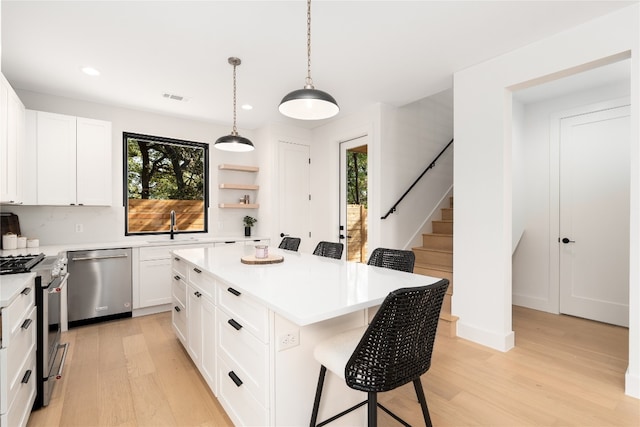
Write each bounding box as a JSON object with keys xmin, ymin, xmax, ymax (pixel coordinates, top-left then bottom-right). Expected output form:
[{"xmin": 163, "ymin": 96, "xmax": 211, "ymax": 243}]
[{"xmin": 340, "ymin": 137, "xmax": 368, "ymax": 262}]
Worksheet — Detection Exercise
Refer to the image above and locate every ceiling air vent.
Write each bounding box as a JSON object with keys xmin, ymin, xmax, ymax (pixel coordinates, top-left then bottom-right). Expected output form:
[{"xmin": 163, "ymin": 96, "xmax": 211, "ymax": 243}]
[{"xmin": 162, "ymin": 93, "xmax": 187, "ymax": 102}]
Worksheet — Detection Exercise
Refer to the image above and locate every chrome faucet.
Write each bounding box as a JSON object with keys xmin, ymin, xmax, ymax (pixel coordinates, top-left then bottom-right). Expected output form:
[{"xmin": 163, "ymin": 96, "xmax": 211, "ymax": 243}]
[{"xmin": 170, "ymin": 210, "xmax": 176, "ymax": 240}]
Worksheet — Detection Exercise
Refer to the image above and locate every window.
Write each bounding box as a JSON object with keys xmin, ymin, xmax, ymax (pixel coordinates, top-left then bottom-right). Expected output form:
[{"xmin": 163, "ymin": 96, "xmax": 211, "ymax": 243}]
[{"xmin": 124, "ymin": 132, "xmax": 209, "ymax": 236}]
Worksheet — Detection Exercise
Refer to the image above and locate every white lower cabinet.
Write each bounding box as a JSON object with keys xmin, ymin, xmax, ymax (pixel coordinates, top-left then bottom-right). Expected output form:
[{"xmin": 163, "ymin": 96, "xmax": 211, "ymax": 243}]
[
  {"xmin": 1, "ymin": 276, "xmax": 37, "ymax": 427},
  {"xmin": 171, "ymin": 255, "xmax": 270, "ymax": 425},
  {"xmin": 138, "ymin": 244, "xmax": 209, "ymax": 310}
]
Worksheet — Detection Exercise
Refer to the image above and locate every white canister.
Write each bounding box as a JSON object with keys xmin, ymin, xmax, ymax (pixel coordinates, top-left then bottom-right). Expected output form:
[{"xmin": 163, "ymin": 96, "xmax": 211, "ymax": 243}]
[
  {"xmin": 16, "ymin": 236, "xmax": 27, "ymax": 249},
  {"xmin": 3, "ymin": 233, "xmax": 17, "ymax": 250},
  {"xmin": 255, "ymin": 245, "xmax": 268, "ymax": 259},
  {"xmin": 27, "ymin": 238, "xmax": 39, "ymax": 248}
]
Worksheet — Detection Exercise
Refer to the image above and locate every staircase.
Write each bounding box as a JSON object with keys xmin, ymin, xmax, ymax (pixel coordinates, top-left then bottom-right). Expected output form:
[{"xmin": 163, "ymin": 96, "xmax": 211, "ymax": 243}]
[{"xmin": 412, "ymin": 196, "xmax": 457, "ymax": 337}]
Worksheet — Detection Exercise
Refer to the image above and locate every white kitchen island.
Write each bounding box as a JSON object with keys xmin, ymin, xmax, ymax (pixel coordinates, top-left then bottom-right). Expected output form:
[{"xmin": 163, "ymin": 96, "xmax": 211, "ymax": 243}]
[{"xmin": 170, "ymin": 244, "xmax": 442, "ymax": 426}]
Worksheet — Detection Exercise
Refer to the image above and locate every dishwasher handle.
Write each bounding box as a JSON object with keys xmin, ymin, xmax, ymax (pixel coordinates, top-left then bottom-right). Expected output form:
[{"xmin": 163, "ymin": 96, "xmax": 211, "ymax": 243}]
[{"xmin": 71, "ymin": 254, "xmax": 129, "ymax": 262}]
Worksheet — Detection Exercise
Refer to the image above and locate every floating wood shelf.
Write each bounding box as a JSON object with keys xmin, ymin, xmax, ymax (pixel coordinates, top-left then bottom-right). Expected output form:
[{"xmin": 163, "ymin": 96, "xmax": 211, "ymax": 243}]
[
  {"xmin": 218, "ymin": 164, "xmax": 259, "ymax": 172},
  {"xmin": 218, "ymin": 203, "xmax": 260, "ymax": 209},
  {"xmin": 219, "ymin": 184, "xmax": 259, "ymax": 190}
]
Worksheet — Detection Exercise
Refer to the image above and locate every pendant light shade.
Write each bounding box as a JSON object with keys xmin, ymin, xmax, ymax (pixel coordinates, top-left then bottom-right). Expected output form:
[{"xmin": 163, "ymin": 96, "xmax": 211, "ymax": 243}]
[
  {"xmin": 215, "ymin": 57, "xmax": 254, "ymax": 152},
  {"xmin": 279, "ymin": 0, "xmax": 338, "ymax": 121}
]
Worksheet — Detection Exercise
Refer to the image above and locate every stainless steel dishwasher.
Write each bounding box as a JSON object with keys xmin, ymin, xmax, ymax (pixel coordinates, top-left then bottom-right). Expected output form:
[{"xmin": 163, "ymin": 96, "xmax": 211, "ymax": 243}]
[{"xmin": 67, "ymin": 248, "xmax": 132, "ymax": 327}]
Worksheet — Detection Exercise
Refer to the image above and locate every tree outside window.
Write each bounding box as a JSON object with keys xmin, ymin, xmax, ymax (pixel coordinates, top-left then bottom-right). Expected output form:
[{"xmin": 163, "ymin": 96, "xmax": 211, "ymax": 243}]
[{"xmin": 124, "ymin": 132, "xmax": 209, "ymax": 235}]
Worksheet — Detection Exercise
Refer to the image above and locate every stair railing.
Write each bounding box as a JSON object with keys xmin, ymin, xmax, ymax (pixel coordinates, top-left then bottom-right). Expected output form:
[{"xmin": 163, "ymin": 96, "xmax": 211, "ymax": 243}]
[{"xmin": 381, "ymin": 138, "xmax": 453, "ymax": 220}]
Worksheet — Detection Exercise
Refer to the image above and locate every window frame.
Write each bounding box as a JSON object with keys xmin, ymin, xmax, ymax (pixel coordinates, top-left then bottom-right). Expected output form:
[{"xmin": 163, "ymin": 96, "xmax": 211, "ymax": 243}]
[{"xmin": 122, "ymin": 131, "xmax": 209, "ymax": 237}]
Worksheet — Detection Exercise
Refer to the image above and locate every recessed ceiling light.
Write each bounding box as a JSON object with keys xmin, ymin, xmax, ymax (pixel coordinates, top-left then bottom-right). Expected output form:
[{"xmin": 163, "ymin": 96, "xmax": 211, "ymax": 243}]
[
  {"xmin": 81, "ymin": 66, "xmax": 100, "ymax": 76},
  {"xmin": 241, "ymin": 104, "xmax": 253, "ymax": 110}
]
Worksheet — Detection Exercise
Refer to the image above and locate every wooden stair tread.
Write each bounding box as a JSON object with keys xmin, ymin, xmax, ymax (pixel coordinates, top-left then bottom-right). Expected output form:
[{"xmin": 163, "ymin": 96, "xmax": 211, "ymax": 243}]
[
  {"xmin": 412, "ymin": 247, "xmax": 452, "ymax": 255},
  {"xmin": 414, "ymin": 263, "xmax": 452, "ymax": 273},
  {"xmin": 439, "ymin": 313, "xmax": 459, "ymax": 322}
]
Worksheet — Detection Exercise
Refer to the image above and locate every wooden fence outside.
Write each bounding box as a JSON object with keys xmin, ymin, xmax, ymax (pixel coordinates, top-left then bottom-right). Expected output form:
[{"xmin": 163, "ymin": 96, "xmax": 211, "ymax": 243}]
[
  {"xmin": 347, "ymin": 204, "xmax": 368, "ymax": 262},
  {"xmin": 128, "ymin": 199, "xmax": 205, "ymax": 233}
]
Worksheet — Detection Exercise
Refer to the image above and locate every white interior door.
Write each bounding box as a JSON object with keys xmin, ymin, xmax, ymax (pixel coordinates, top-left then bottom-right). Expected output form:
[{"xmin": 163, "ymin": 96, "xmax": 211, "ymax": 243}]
[
  {"xmin": 559, "ymin": 105, "xmax": 630, "ymax": 327},
  {"xmin": 278, "ymin": 141, "xmax": 311, "ymax": 252},
  {"xmin": 339, "ymin": 135, "xmax": 368, "ymax": 262}
]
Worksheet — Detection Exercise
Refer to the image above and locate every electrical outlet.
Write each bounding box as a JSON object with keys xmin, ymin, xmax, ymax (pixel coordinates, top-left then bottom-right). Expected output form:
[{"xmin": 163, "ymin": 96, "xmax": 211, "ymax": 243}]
[
  {"xmin": 75, "ymin": 223, "xmax": 83, "ymax": 233},
  {"xmin": 277, "ymin": 330, "xmax": 300, "ymax": 351}
]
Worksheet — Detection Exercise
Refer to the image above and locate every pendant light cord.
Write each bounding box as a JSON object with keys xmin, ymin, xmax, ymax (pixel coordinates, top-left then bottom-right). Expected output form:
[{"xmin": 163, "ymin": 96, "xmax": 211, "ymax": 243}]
[
  {"xmin": 305, "ymin": 0, "xmax": 314, "ymax": 88},
  {"xmin": 232, "ymin": 60, "xmax": 238, "ymax": 136}
]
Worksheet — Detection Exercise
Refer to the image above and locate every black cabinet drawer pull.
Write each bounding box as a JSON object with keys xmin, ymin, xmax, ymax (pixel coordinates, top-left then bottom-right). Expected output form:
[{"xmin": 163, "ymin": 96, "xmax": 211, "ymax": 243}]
[
  {"xmin": 174, "ymin": 275, "xmax": 181, "ymax": 280},
  {"xmin": 194, "ymin": 291, "xmax": 201, "ymax": 298},
  {"xmin": 174, "ymin": 257, "xmax": 180, "ymax": 261},
  {"xmin": 21, "ymin": 287, "xmax": 32, "ymax": 295},
  {"xmin": 228, "ymin": 371, "xmax": 243, "ymax": 387},
  {"xmin": 193, "ymin": 267, "xmax": 202, "ymax": 274},
  {"xmin": 21, "ymin": 318, "xmax": 33, "ymax": 330},
  {"xmin": 174, "ymin": 306, "xmax": 181, "ymax": 313},
  {"xmin": 227, "ymin": 287, "xmax": 241, "ymax": 297},
  {"xmin": 22, "ymin": 370, "xmax": 32, "ymax": 384},
  {"xmin": 228, "ymin": 319, "xmax": 243, "ymax": 330}
]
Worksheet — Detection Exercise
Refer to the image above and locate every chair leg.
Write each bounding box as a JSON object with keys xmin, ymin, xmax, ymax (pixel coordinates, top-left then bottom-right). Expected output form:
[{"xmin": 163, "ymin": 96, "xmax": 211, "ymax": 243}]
[
  {"xmin": 310, "ymin": 366, "xmax": 327, "ymax": 427},
  {"xmin": 413, "ymin": 378, "xmax": 432, "ymax": 427},
  {"xmin": 367, "ymin": 392, "xmax": 377, "ymax": 427}
]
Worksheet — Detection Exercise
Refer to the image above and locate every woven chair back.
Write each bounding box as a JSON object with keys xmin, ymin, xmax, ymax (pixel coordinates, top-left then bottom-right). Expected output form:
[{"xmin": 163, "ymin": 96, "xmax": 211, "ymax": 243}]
[
  {"xmin": 278, "ymin": 237, "xmax": 301, "ymax": 251},
  {"xmin": 312, "ymin": 241, "xmax": 344, "ymax": 259},
  {"xmin": 367, "ymin": 248, "xmax": 415, "ymax": 273},
  {"xmin": 345, "ymin": 279, "xmax": 449, "ymax": 393}
]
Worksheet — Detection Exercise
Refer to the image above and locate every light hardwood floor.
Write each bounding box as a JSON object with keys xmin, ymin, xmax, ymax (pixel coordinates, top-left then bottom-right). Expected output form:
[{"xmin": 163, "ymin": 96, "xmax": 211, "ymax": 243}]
[{"xmin": 27, "ymin": 306, "xmax": 638, "ymax": 427}]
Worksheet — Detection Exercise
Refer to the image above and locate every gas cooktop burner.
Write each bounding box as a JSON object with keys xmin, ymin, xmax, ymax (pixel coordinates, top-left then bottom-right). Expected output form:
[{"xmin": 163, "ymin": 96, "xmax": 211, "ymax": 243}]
[{"xmin": 0, "ymin": 253, "xmax": 46, "ymax": 274}]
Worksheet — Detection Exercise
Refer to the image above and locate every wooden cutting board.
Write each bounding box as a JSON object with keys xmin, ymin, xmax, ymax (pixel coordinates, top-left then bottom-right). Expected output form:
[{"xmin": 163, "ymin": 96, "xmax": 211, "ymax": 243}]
[{"xmin": 240, "ymin": 255, "xmax": 284, "ymax": 265}]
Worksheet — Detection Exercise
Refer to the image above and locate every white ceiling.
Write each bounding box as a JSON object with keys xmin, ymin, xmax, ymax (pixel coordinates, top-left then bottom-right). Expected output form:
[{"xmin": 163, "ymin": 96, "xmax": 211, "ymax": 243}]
[{"xmin": 1, "ymin": 1, "xmax": 635, "ymax": 130}]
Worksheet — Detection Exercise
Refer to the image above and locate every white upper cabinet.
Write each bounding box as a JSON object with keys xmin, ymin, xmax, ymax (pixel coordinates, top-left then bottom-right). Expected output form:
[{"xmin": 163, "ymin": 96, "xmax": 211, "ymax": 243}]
[
  {"xmin": 76, "ymin": 117, "xmax": 112, "ymax": 205},
  {"xmin": 0, "ymin": 74, "xmax": 26, "ymax": 204},
  {"xmin": 25, "ymin": 110, "xmax": 112, "ymax": 206}
]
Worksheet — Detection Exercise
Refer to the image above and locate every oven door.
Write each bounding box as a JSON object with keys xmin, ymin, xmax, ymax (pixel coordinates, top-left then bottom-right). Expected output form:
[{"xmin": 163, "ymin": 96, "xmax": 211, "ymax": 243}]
[{"xmin": 43, "ymin": 272, "xmax": 70, "ymax": 406}]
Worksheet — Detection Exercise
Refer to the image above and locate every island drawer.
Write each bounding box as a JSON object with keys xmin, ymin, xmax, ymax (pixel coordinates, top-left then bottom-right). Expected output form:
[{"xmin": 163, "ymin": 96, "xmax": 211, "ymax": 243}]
[
  {"xmin": 217, "ymin": 285, "xmax": 268, "ymax": 343},
  {"xmin": 172, "ymin": 274, "xmax": 187, "ymax": 307},
  {"xmin": 171, "ymin": 297, "xmax": 187, "ymax": 346},
  {"xmin": 171, "ymin": 256, "xmax": 188, "ymax": 279},
  {"xmin": 216, "ymin": 309, "xmax": 269, "ymax": 406},
  {"xmin": 188, "ymin": 267, "xmax": 216, "ymax": 300},
  {"xmin": 217, "ymin": 355, "xmax": 268, "ymax": 427}
]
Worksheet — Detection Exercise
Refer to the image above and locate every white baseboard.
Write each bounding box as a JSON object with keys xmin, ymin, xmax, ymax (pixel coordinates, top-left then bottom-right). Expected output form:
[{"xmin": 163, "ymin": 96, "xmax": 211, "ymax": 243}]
[
  {"xmin": 456, "ymin": 321, "xmax": 515, "ymax": 352},
  {"xmin": 133, "ymin": 303, "xmax": 171, "ymax": 317},
  {"xmin": 625, "ymin": 367, "xmax": 640, "ymax": 399},
  {"xmin": 512, "ymin": 294, "xmax": 555, "ymax": 313}
]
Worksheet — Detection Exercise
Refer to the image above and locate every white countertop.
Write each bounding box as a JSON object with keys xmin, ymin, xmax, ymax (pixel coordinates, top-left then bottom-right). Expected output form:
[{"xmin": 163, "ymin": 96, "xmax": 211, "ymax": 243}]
[
  {"xmin": 0, "ymin": 235, "xmax": 269, "ymax": 258},
  {"xmin": 172, "ymin": 245, "xmax": 443, "ymax": 326},
  {"xmin": 0, "ymin": 272, "xmax": 35, "ymax": 307}
]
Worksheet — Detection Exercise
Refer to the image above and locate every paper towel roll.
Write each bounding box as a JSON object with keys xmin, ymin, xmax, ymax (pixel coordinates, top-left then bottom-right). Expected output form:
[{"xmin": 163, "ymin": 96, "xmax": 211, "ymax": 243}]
[{"xmin": 3, "ymin": 233, "xmax": 17, "ymax": 250}]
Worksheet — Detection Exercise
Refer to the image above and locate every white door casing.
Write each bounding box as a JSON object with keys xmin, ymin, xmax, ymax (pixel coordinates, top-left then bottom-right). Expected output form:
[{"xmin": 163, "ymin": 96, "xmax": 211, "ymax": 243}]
[
  {"xmin": 558, "ymin": 104, "xmax": 630, "ymax": 327},
  {"xmin": 278, "ymin": 141, "xmax": 311, "ymax": 252}
]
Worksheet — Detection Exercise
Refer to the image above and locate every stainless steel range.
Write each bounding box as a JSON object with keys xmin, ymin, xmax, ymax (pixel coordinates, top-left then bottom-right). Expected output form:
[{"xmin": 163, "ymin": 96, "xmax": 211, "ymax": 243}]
[{"xmin": 0, "ymin": 253, "xmax": 69, "ymax": 409}]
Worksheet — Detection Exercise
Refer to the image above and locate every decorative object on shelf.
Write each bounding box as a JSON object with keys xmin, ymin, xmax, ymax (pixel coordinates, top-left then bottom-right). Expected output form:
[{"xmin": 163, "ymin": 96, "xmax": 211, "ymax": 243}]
[
  {"xmin": 243, "ymin": 215, "xmax": 257, "ymax": 237},
  {"xmin": 215, "ymin": 57, "xmax": 255, "ymax": 152},
  {"xmin": 278, "ymin": 0, "xmax": 339, "ymax": 121}
]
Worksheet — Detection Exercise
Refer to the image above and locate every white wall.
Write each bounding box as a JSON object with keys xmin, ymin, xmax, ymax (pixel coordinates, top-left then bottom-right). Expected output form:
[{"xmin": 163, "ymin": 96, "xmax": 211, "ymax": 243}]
[
  {"xmin": 512, "ymin": 81, "xmax": 630, "ymax": 313},
  {"xmin": 453, "ymin": 4, "xmax": 639, "ymax": 398},
  {"xmin": 380, "ymin": 89, "xmax": 454, "ymax": 250},
  {"xmin": 2, "ymin": 89, "xmax": 266, "ymax": 245}
]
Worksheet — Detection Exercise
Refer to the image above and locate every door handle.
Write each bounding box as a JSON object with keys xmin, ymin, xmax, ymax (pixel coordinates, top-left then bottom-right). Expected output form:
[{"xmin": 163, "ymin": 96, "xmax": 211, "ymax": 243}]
[{"xmin": 561, "ymin": 237, "xmax": 576, "ymax": 244}]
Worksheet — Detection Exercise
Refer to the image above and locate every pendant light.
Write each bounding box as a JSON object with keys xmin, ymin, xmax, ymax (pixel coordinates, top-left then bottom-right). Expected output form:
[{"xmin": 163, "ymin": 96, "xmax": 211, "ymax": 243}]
[
  {"xmin": 215, "ymin": 57, "xmax": 254, "ymax": 152},
  {"xmin": 279, "ymin": 0, "xmax": 339, "ymax": 120}
]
